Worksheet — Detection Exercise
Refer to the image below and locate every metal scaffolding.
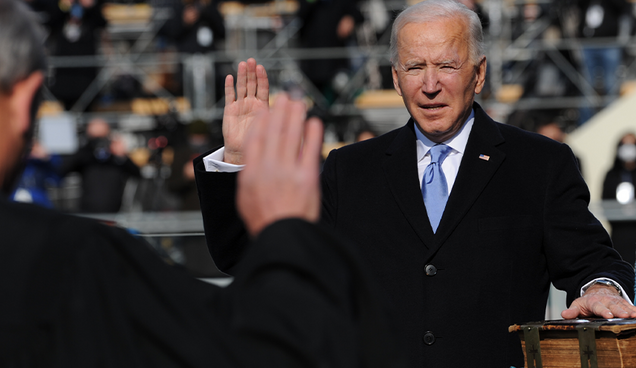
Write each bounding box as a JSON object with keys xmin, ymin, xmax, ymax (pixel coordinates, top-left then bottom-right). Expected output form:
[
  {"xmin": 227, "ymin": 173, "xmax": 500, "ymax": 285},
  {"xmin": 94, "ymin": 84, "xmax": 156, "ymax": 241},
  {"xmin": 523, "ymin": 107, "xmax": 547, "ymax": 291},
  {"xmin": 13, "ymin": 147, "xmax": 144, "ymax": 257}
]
[{"xmin": 42, "ymin": 0, "xmax": 636, "ymax": 132}]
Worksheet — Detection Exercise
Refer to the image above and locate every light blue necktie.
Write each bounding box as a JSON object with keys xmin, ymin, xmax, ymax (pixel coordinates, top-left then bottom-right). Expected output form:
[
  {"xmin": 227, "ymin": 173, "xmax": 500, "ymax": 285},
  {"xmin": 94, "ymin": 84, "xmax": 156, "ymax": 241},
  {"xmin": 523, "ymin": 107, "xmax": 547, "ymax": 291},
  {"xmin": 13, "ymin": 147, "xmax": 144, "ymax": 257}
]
[{"xmin": 422, "ymin": 144, "xmax": 453, "ymax": 233}]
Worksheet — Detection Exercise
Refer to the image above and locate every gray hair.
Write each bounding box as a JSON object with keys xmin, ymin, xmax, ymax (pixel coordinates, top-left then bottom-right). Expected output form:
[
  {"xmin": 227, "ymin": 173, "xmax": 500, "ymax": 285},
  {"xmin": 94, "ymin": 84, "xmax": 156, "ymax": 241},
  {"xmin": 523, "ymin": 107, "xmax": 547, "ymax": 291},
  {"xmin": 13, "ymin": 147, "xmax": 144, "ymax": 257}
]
[
  {"xmin": 0, "ymin": 0, "xmax": 46, "ymax": 95},
  {"xmin": 389, "ymin": 0, "xmax": 485, "ymax": 68}
]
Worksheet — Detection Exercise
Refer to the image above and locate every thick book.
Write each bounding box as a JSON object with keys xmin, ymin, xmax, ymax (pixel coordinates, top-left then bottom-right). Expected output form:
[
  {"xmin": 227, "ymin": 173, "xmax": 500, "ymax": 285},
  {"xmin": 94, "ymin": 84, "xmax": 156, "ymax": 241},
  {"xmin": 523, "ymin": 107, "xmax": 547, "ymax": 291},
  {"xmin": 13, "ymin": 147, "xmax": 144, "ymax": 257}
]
[{"xmin": 509, "ymin": 318, "xmax": 636, "ymax": 368}]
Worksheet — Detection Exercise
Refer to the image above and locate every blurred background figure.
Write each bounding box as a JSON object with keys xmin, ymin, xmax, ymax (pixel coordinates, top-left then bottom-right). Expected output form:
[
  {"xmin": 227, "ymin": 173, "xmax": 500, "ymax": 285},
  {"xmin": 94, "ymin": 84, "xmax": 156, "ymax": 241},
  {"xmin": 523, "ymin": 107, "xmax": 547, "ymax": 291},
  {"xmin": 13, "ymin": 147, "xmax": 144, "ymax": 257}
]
[
  {"xmin": 296, "ymin": 0, "xmax": 363, "ymax": 105},
  {"xmin": 167, "ymin": 119, "xmax": 212, "ymax": 211},
  {"xmin": 161, "ymin": 0, "xmax": 226, "ymax": 107},
  {"xmin": 60, "ymin": 118, "xmax": 140, "ymax": 213},
  {"xmin": 575, "ymin": 0, "xmax": 632, "ymax": 125},
  {"xmin": 602, "ymin": 132, "xmax": 636, "ymax": 265},
  {"xmin": 457, "ymin": 0, "xmax": 489, "ymax": 31},
  {"xmin": 163, "ymin": 0, "xmax": 225, "ymax": 57},
  {"xmin": 38, "ymin": 0, "xmax": 108, "ymax": 111},
  {"xmin": 536, "ymin": 120, "xmax": 582, "ymax": 174},
  {"xmin": 10, "ymin": 141, "xmax": 62, "ymax": 209},
  {"xmin": 537, "ymin": 121, "xmax": 566, "ymax": 142},
  {"xmin": 354, "ymin": 125, "xmax": 377, "ymax": 142},
  {"xmin": 166, "ymin": 119, "xmax": 223, "ymax": 277}
]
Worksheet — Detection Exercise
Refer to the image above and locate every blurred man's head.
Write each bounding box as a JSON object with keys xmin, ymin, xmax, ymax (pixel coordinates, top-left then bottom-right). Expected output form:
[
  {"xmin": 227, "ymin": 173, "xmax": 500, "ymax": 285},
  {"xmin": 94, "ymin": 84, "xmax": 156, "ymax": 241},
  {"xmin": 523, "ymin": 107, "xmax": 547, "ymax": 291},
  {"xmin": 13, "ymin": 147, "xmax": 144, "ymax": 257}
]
[
  {"xmin": 536, "ymin": 122, "xmax": 565, "ymax": 143},
  {"xmin": 0, "ymin": 0, "xmax": 46, "ymax": 196},
  {"xmin": 86, "ymin": 118, "xmax": 111, "ymax": 139}
]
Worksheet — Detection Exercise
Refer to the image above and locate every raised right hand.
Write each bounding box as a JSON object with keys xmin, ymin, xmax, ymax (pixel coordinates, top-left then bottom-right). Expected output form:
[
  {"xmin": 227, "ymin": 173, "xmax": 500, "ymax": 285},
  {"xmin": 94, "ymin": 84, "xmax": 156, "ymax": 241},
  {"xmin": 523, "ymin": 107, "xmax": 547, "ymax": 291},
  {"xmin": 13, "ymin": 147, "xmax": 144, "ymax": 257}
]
[{"xmin": 222, "ymin": 58, "xmax": 270, "ymax": 165}]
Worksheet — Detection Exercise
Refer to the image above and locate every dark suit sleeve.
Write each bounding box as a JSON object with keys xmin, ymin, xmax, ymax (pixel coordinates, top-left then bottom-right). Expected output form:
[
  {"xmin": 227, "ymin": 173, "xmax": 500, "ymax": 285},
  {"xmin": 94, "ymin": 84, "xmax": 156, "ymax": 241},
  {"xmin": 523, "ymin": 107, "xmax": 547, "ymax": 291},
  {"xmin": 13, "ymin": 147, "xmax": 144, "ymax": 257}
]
[
  {"xmin": 193, "ymin": 150, "xmax": 250, "ymax": 274},
  {"xmin": 320, "ymin": 149, "xmax": 339, "ymax": 227},
  {"xmin": 228, "ymin": 218, "xmax": 404, "ymax": 368},
  {"xmin": 544, "ymin": 144, "xmax": 635, "ymax": 303}
]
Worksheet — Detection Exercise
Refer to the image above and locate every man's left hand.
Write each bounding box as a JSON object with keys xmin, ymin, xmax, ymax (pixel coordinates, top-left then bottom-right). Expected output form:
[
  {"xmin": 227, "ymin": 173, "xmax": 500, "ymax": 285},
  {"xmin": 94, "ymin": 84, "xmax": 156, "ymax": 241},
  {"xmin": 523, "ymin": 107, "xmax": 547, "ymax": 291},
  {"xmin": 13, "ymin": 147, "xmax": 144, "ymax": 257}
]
[{"xmin": 562, "ymin": 284, "xmax": 636, "ymax": 319}]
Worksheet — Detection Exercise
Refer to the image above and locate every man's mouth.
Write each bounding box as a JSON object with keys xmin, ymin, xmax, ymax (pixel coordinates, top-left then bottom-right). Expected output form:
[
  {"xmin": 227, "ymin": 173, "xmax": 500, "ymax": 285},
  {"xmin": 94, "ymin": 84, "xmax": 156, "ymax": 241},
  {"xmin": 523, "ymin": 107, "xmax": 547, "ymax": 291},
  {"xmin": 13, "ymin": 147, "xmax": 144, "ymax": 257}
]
[{"xmin": 420, "ymin": 104, "xmax": 446, "ymax": 111}]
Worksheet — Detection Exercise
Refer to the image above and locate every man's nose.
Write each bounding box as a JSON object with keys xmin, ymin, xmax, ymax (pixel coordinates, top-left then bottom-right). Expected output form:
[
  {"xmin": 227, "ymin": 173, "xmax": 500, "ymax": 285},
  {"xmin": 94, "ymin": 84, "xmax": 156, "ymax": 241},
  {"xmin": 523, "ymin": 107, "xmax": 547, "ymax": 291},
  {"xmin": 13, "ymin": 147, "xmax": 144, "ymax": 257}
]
[{"xmin": 420, "ymin": 69, "xmax": 441, "ymax": 95}]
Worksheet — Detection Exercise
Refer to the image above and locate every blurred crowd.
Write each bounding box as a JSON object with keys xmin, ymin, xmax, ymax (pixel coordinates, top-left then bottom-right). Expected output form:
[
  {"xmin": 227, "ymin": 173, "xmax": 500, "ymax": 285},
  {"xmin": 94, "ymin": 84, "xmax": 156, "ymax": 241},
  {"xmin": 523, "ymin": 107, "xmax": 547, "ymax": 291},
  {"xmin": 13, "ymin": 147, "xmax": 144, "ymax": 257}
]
[
  {"xmin": 503, "ymin": 0, "xmax": 635, "ymax": 128},
  {"xmin": 15, "ymin": 0, "xmax": 636, "ymax": 120}
]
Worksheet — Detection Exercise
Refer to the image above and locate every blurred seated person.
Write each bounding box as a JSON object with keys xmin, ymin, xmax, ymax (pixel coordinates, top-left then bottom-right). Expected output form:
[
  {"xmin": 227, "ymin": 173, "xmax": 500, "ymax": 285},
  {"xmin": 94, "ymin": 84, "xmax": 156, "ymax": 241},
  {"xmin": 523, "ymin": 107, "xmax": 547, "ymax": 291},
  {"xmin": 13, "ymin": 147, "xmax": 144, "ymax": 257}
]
[
  {"xmin": 602, "ymin": 132, "xmax": 636, "ymax": 265},
  {"xmin": 10, "ymin": 141, "xmax": 62, "ymax": 208},
  {"xmin": 60, "ymin": 118, "xmax": 140, "ymax": 213}
]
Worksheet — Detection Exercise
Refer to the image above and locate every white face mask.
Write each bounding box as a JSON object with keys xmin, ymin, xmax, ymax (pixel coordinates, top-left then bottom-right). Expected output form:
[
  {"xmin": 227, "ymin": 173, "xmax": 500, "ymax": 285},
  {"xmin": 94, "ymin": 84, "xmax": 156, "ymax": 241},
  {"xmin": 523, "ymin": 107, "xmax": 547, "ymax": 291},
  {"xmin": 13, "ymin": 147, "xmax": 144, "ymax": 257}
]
[
  {"xmin": 618, "ymin": 143, "xmax": 636, "ymax": 163},
  {"xmin": 197, "ymin": 26, "xmax": 213, "ymax": 47}
]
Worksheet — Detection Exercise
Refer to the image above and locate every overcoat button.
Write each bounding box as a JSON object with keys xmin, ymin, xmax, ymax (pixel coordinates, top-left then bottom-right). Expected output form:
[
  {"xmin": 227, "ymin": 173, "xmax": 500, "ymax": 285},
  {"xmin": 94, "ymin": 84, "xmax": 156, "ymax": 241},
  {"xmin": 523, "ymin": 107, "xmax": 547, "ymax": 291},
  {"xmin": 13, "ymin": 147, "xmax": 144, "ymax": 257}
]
[
  {"xmin": 425, "ymin": 264, "xmax": 437, "ymax": 276},
  {"xmin": 423, "ymin": 331, "xmax": 436, "ymax": 345}
]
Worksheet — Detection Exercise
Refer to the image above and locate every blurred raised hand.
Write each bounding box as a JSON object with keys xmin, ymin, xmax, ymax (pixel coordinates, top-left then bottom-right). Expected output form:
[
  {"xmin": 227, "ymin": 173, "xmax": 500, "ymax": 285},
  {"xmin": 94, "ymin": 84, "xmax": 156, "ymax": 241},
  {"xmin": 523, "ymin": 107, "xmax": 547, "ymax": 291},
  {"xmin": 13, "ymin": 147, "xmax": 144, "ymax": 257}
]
[{"xmin": 237, "ymin": 94, "xmax": 323, "ymax": 237}]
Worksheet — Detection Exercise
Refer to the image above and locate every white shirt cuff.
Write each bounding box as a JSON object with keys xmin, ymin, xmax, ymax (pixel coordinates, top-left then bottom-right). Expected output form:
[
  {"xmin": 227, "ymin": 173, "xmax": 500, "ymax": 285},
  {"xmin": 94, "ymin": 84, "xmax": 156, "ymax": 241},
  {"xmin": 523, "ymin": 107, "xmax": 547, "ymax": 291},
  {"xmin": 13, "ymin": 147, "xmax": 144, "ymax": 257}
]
[
  {"xmin": 580, "ymin": 277, "xmax": 633, "ymax": 305},
  {"xmin": 202, "ymin": 147, "xmax": 245, "ymax": 173}
]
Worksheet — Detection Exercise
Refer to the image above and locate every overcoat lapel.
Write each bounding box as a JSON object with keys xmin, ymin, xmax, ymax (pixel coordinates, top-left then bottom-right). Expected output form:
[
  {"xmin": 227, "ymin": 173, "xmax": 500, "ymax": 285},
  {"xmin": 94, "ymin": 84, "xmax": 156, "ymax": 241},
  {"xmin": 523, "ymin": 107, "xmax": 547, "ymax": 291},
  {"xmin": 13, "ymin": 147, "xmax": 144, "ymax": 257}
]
[
  {"xmin": 380, "ymin": 105, "xmax": 507, "ymax": 255},
  {"xmin": 382, "ymin": 120, "xmax": 437, "ymax": 248},
  {"xmin": 424, "ymin": 104, "xmax": 506, "ymax": 261}
]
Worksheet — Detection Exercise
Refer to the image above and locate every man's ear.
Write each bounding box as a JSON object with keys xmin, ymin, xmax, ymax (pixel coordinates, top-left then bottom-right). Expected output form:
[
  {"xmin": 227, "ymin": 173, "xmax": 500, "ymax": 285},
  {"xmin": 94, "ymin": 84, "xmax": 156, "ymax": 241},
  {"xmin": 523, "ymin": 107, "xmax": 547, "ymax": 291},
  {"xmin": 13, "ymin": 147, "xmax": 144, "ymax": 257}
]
[
  {"xmin": 10, "ymin": 71, "xmax": 44, "ymax": 134},
  {"xmin": 474, "ymin": 56, "xmax": 487, "ymax": 95},
  {"xmin": 392, "ymin": 66, "xmax": 403, "ymax": 97}
]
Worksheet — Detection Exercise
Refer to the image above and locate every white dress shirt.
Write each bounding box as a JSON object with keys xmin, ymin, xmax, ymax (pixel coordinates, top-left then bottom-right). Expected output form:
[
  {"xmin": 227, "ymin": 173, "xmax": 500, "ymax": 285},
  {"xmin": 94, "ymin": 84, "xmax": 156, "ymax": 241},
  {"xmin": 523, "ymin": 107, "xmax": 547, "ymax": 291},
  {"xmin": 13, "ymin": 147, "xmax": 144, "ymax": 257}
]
[
  {"xmin": 415, "ymin": 110, "xmax": 474, "ymax": 192},
  {"xmin": 203, "ymin": 147, "xmax": 244, "ymax": 172}
]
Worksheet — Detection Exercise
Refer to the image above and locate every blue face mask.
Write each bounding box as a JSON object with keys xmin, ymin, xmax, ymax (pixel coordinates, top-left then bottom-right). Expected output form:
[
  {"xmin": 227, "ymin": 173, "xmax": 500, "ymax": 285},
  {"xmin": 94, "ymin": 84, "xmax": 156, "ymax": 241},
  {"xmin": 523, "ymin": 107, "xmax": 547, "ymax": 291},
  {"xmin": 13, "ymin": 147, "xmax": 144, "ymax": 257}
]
[{"xmin": 70, "ymin": 3, "xmax": 84, "ymax": 19}]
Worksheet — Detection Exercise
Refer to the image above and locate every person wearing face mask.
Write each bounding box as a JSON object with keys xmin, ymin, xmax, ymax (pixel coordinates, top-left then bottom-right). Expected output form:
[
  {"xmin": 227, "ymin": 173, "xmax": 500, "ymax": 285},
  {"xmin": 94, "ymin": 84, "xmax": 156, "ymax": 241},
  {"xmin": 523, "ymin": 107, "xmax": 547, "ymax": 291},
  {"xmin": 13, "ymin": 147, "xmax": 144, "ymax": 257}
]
[
  {"xmin": 161, "ymin": 0, "xmax": 226, "ymax": 102},
  {"xmin": 602, "ymin": 132, "xmax": 636, "ymax": 265},
  {"xmin": 31, "ymin": 0, "xmax": 107, "ymax": 111},
  {"xmin": 575, "ymin": 0, "xmax": 632, "ymax": 125},
  {"xmin": 59, "ymin": 118, "xmax": 141, "ymax": 213}
]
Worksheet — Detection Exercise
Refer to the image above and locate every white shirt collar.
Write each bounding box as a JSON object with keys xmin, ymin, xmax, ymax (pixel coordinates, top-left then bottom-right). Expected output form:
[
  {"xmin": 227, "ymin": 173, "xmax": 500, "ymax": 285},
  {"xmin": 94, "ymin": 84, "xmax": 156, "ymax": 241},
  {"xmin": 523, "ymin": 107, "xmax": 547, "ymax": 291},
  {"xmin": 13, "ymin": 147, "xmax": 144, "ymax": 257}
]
[{"xmin": 415, "ymin": 110, "xmax": 475, "ymax": 161}]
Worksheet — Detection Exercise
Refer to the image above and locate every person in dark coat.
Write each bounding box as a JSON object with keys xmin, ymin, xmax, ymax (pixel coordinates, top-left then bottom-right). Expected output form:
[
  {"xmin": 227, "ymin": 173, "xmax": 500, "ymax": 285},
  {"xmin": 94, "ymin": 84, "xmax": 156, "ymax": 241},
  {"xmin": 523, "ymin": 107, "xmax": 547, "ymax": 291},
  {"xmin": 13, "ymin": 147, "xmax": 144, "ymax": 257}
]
[
  {"xmin": 602, "ymin": 132, "xmax": 636, "ymax": 265},
  {"xmin": 161, "ymin": 0, "xmax": 226, "ymax": 99},
  {"xmin": 296, "ymin": 0, "xmax": 363, "ymax": 102},
  {"xmin": 38, "ymin": 0, "xmax": 107, "ymax": 110},
  {"xmin": 163, "ymin": 0, "xmax": 225, "ymax": 55},
  {"xmin": 575, "ymin": 0, "xmax": 632, "ymax": 124},
  {"xmin": 167, "ymin": 119, "xmax": 220, "ymax": 277},
  {"xmin": 194, "ymin": 1, "xmax": 636, "ymax": 366},
  {"xmin": 59, "ymin": 118, "xmax": 140, "ymax": 213},
  {"xmin": 168, "ymin": 119, "xmax": 213, "ymax": 211},
  {"xmin": 0, "ymin": 1, "xmax": 402, "ymax": 366}
]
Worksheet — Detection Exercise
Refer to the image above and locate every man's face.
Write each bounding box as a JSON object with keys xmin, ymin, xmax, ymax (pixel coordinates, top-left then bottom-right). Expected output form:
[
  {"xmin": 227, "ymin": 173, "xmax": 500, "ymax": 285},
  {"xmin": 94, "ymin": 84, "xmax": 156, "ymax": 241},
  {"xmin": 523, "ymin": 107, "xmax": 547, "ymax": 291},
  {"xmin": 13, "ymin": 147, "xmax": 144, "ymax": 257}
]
[
  {"xmin": 0, "ymin": 73, "xmax": 41, "ymax": 197},
  {"xmin": 392, "ymin": 17, "xmax": 486, "ymax": 143},
  {"xmin": 0, "ymin": 94, "xmax": 29, "ymax": 195}
]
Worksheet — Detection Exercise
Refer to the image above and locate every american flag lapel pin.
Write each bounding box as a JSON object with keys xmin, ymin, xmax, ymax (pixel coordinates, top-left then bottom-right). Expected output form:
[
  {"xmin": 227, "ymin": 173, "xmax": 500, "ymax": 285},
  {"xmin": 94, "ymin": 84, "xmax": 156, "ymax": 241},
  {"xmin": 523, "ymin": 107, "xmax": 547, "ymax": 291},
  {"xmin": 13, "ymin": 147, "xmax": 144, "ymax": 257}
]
[{"xmin": 479, "ymin": 154, "xmax": 490, "ymax": 161}]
